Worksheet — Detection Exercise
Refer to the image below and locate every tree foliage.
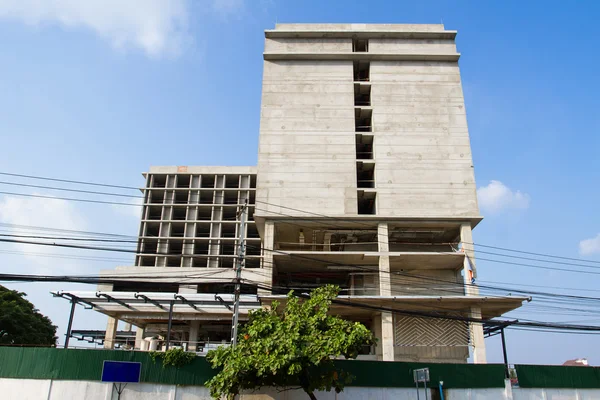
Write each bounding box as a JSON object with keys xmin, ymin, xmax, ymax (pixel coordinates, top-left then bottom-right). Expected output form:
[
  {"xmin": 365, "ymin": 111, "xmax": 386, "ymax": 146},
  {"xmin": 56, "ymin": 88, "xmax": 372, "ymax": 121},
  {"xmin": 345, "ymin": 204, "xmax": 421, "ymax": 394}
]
[
  {"xmin": 205, "ymin": 285, "xmax": 375, "ymax": 400},
  {"xmin": 150, "ymin": 348, "xmax": 196, "ymax": 368},
  {"xmin": 0, "ymin": 285, "xmax": 57, "ymax": 346}
]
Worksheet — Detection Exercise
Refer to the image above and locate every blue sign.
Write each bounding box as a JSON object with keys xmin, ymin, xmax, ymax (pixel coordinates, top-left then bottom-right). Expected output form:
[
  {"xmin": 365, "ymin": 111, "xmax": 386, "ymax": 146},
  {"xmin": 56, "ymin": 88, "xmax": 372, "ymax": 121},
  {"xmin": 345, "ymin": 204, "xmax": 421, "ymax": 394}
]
[{"xmin": 101, "ymin": 361, "xmax": 142, "ymax": 383}]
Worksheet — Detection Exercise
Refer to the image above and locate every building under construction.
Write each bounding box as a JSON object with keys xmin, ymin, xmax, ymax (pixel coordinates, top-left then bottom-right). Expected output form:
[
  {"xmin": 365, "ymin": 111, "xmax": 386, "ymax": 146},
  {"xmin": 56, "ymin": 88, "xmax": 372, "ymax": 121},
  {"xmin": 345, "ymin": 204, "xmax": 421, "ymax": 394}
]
[{"xmin": 56, "ymin": 24, "xmax": 526, "ymax": 363}]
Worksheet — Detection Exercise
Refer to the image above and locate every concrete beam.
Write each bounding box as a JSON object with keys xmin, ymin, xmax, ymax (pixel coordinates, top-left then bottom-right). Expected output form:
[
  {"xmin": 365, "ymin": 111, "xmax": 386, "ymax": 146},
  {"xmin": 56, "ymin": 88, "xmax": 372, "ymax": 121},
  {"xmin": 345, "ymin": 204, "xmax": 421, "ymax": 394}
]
[{"xmin": 263, "ymin": 52, "xmax": 460, "ymax": 62}]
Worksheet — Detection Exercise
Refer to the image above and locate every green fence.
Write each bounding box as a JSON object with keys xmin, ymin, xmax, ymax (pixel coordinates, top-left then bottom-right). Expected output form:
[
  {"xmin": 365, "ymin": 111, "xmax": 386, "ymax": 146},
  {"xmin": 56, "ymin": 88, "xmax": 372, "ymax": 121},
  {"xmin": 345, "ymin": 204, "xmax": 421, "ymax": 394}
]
[
  {"xmin": 516, "ymin": 364, "xmax": 600, "ymax": 389},
  {"xmin": 0, "ymin": 347, "xmax": 506, "ymax": 388}
]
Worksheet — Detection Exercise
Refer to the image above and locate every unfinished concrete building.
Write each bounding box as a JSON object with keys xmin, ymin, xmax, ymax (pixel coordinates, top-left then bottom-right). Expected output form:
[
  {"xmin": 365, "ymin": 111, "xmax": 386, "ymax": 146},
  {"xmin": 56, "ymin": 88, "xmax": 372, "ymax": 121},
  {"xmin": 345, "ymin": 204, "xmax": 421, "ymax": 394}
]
[
  {"xmin": 254, "ymin": 23, "xmax": 525, "ymax": 363},
  {"xmin": 57, "ymin": 24, "xmax": 525, "ymax": 361},
  {"xmin": 93, "ymin": 166, "xmax": 269, "ymax": 350}
]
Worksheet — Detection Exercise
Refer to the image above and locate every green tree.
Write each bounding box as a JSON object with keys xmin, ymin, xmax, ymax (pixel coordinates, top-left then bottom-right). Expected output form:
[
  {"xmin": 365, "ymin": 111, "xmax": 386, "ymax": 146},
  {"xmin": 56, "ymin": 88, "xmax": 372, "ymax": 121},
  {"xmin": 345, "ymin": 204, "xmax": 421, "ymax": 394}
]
[
  {"xmin": 206, "ymin": 285, "xmax": 375, "ymax": 400},
  {"xmin": 0, "ymin": 285, "xmax": 57, "ymax": 346}
]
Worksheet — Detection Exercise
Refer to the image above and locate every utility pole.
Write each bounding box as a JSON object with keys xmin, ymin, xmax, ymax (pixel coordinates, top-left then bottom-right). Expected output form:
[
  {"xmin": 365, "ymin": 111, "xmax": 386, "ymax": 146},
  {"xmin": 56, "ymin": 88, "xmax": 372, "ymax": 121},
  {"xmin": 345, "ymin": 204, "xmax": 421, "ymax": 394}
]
[{"xmin": 231, "ymin": 200, "xmax": 248, "ymax": 348}]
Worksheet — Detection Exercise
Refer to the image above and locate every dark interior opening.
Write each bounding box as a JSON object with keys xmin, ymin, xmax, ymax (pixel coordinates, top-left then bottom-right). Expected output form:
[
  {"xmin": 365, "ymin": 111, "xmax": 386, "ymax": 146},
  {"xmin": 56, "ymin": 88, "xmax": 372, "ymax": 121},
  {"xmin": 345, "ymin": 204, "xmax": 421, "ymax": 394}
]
[{"xmin": 355, "ymin": 134, "xmax": 374, "ymax": 160}]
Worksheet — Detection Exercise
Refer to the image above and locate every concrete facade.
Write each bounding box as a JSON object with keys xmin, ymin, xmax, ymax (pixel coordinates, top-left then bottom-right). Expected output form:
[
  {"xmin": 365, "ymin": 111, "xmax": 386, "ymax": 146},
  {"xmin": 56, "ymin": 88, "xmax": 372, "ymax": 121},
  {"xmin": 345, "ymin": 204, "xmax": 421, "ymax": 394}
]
[
  {"xmin": 255, "ymin": 23, "xmax": 524, "ymax": 363},
  {"xmin": 92, "ymin": 24, "xmax": 525, "ymax": 362}
]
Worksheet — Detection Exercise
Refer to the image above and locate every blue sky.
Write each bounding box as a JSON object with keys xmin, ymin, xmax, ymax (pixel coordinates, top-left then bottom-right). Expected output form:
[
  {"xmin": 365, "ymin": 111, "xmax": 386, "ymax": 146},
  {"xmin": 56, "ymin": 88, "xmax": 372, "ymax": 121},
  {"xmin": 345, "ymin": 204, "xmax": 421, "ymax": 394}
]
[{"xmin": 0, "ymin": 0, "xmax": 599, "ymax": 364}]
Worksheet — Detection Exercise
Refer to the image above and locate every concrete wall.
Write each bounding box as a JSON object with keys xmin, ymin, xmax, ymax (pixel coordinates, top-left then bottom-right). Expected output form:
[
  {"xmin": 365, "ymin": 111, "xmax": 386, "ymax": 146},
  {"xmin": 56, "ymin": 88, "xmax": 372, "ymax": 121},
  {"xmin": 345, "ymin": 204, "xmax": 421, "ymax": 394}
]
[
  {"xmin": 370, "ymin": 60, "xmax": 479, "ymax": 217},
  {"xmin": 257, "ymin": 59, "xmax": 357, "ymax": 216},
  {"xmin": 369, "ymin": 39, "xmax": 457, "ymax": 53},
  {"xmin": 265, "ymin": 38, "xmax": 352, "ymax": 53},
  {"xmin": 272, "ymin": 23, "xmax": 448, "ymax": 33},
  {"xmin": 5, "ymin": 378, "xmax": 600, "ymax": 400},
  {"xmin": 256, "ymin": 25, "xmax": 480, "ymax": 219},
  {"xmin": 0, "ymin": 378, "xmax": 428, "ymax": 400}
]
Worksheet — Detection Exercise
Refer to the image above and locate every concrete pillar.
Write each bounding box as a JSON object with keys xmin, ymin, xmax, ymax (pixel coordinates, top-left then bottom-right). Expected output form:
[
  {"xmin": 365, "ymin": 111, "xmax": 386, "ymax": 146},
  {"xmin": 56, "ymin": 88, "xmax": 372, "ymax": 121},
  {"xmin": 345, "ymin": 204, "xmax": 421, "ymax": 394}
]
[
  {"xmin": 188, "ymin": 321, "xmax": 200, "ymax": 352},
  {"xmin": 135, "ymin": 326, "xmax": 145, "ymax": 349},
  {"xmin": 460, "ymin": 223, "xmax": 479, "ymax": 296},
  {"xmin": 381, "ymin": 312, "xmax": 395, "ymax": 361},
  {"xmin": 378, "ymin": 223, "xmax": 391, "ymax": 296},
  {"xmin": 377, "ymin": 223, "xmax": 394, "ymax": 361},
  {"xmin": 258, "ymin": 220, "xmax": 275, "ymax": 296},
  {"xmin": 372, "ymin": 313, "xmax": 383, "ymax": 359},
  {"xmin": 104, "ymin": 316, "xmax": 118, "ymax": 349},
  {"xmin": 470, "ymin": 306, "xmax": 487, "ymax": 363}
]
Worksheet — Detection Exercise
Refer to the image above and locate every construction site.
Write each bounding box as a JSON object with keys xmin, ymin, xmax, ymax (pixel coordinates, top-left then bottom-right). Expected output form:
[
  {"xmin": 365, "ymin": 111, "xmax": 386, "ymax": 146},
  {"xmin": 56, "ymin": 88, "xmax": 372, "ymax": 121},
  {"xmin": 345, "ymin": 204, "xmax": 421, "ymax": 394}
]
[{"xmin": 51, "ymin": 23, "xmax": 527, "ymax": 364}]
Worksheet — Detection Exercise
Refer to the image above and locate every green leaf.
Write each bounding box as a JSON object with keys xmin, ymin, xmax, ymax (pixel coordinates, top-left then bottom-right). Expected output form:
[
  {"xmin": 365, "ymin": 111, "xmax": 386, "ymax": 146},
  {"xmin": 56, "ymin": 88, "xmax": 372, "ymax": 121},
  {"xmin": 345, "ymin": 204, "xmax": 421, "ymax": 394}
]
[{"xmin": 205, "ymin": 285, "xmax": 376, "ymax": 399}]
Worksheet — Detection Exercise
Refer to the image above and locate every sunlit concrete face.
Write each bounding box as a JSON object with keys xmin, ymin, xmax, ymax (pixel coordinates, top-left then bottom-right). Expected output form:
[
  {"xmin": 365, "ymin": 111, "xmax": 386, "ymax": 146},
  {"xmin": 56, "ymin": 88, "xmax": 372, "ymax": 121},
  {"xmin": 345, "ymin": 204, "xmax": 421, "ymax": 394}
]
[{"xmin": 255, "ymin": 24, "xmax": 524, "ymax": 363}]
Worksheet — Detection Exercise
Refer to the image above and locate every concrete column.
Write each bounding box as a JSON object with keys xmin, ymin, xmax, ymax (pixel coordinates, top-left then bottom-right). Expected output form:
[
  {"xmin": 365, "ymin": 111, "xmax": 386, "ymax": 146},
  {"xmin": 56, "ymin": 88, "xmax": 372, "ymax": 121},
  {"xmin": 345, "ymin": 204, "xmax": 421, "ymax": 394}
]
[
  {"xmin": 258, "ymin": 220, "xmax": 275, "ymax": 296},
  {"xmin": 372, "ymin": 313, "xmax": 383, "ymax": 359},
  {"xmin": 135, "ymin": 326, "xmax": 145, "ymax": 350},
  {"xmin": 460, "ymin": 223, "xmax": 479, "ymax": 296},
  {"xmin": 188, "ymin": 321, "xmax": 200, "ymax": 352},
  {"xmin": 378, "ymin": 223, "xmax": 391, "ymax": 296},
  {"xmin": 470, "ymin": 306, "xmax": 487, "ymax": 363},
  {"xmin": 381, "ymin": 312, "xmax": 395, "ymax": 361},
  {"xmin": 104, "ymin": 316, "xmax": 118, "ymax": 349},
  {"xmin": 377, "ymin": 223, "xmax": 394, "ymax": 361}
]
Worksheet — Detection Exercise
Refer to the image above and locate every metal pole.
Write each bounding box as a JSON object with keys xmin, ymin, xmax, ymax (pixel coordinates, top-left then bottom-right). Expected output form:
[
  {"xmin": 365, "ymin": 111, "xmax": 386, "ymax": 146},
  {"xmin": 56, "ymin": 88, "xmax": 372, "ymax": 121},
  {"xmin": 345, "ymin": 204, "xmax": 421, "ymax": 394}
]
[
  {"xmin": 424, "ymin": 380, "xmax": 428, "ymax": 400},
  {"xmin": 415, "ymin": 380, "xmax": 420, "ymax": 400},
  {"xmin": 501, "ymin": 327, "xmax": 510, "ymax": 379},
  {"xmin": 166, "ymin": 300, "xmax": 174, "ymax": 350},
  {"xmin": 231, "ymin": 200, "xmax": 248, "ymax": 348},
  {"xmin": 64, "ymin": 299, "xmax": 76, "ymax": 348}
]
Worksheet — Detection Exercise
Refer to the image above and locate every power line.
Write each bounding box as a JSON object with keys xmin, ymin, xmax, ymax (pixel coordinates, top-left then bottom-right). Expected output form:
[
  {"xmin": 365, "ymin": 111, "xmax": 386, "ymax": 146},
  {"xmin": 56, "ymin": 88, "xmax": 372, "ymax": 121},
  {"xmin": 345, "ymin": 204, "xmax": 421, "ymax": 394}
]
[
  {"xmin": 0, "ymin": 181, "xmax": 143, "ymax": 199},
  {"xmin": 0, "ymin": 172, "xmax": 139, "ymax": 191},
  {"xmin": 0, "ymin": 191, "xmax": 141, "ymax": 207}
]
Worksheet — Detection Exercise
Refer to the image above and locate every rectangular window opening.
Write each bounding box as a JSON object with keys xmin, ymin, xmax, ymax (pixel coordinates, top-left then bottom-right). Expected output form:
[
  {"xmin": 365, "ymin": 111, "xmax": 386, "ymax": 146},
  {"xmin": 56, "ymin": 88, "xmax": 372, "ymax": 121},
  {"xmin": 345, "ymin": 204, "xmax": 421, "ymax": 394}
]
[
  {"xmin": 222, "ymin": 223, "xmax": 236, "ymax": 238},
  {"xmin": 172, "ymin": 207, "xmax": 187, "ymax": 221},
  {"xmin": 225, "ymin": 175, "xmax": 239, "ymax": 189},
  {"xmin": 169, "ymin": 241, "xmax": 183, "ymax": 255},
  {"xmin": 147, "ymin": 206, "xmax": 162, "ymax": 220},
  {"xmin": 222, "ymin": 207, "xmax": 237, "ymax": 221},
  {"xmin": 143, "ymin": 240, "xmax": 158, "ymax": 254},
  {"xmin": 176, "ymin": 175, "xmax": 191, "ymax": 188},
  {"xmin": 171, "ymin": 223, "xmax": 185, "ymax": 237},
  {"xmin": 355, "ymin": 134, "xmax": 374, "ymax": 160},
  {"xmin": 224, "ymin": 191, "xmax": 238, "ymax": 205},
  {"xmin": 192, "ymin": 257, "xmax": 206, "ymax": 268},
  {"xmin": 174, "ymin": 191, "xmax": 189, "ymax": 205},
  {"xmin": 245, "ymin": 258, "xmax": 261, "ymax": 269},
  {"xmin": 197, "ymin": 207, "xmax": 212, "ymax": 221},
  {"xmin": 139, "ymin": 257, "xmax": 155, "ymax": 267},
  {"xmin": 356, "ymin": 162, "xmax": 375, "ymax": 188},
  {"xmin": 152, "ymin": 175, "xmax": 167, "ymax": 188},
  {"xmin": 355, "ymin": 108, "xmax": 372, "ymax": 132},
  {"xmin": 352, "ymin": 38, "xmax": 368, "ymax": 52},
  {"xmin": 354, "ymin": 83, "xmax": 371, "ymax": 106},
  {"xmin": 247, "ymin": 224, "xmax": 260, "ymax": 239},
  {"xmin": 150, "ymin": 191, "xmax": 164, "ymax": 204},
  {"xmin": 166, "ymin": 256, "xmax": 181, "ymax": 267},
  {"xmin": 357, "ymin": 191, "xmax": 376, "ymax": 215},
  {"xmin": 194, "ymin": 241, "xmax": 209, "ymax": 255},
  {"xmin": 353, "ymin": 61, "xmax": 370, "ymax": 81},
  {"xmin": 145, "ymin": 223, "xmax": 160, "ymax": 237},
  {"xmin": 220, "ymin": 258, "xmax": 235, "ymax": 269},
  {"xmin": 201, "ymin": 175, "xmax": 215, "ymax": 188},
  {"xmin": 199, "ymin": 191, "xmax": 214, "ymax": 204},
  {"xmin": 195, "ymin": 224, "xmax": 211, "ymax": 238}
]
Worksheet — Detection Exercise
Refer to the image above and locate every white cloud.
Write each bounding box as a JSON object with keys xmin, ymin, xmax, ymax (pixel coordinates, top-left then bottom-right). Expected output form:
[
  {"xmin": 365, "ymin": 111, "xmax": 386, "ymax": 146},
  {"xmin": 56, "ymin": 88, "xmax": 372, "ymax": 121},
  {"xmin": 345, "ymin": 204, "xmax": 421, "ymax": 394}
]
[
  {"xmin": 579, "ymin": 234, "xmax": 600, "ymax": 256},
  {"xmin": 0, "ymin": 0, "xmax": 191, "ymax": 57},
  {"xmin": 477, "ymin": 180, "xmax": 530, "ymax": 214},
  {"xmin": 0, "ymin": 194, "xmax": 88, "ymax": 272}
]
